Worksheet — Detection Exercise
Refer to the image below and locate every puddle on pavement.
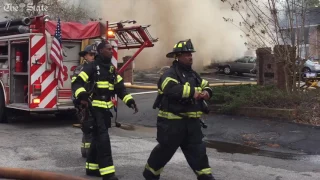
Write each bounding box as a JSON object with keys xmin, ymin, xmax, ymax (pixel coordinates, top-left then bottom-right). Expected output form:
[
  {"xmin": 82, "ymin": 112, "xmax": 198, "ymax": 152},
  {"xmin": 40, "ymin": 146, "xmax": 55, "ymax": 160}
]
[
  {"xmin": 205, "ymin": 140, "xmax": 320, "ymax": 164},
  {"xmin": 205, "ymin": 140, "xmax": 260, "ymax": 154}
]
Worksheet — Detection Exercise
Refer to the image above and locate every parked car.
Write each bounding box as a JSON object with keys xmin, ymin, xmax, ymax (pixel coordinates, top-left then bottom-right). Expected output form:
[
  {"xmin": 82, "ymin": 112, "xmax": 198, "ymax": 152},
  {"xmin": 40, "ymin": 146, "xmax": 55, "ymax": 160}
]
[
  {"xmin": 217, "ymin": 56, "xmax": 319, "ymax": 76},
  {"xmin": 301, "ymin": 59, "xmax": 320, "ymax": 73},
  {"xmin": 217, "ymin": 56, "xmax": 256, "ymax": 75},
  {"xmin": 296, "ymin": 59, "xmax": 320, "ymax": 80}
]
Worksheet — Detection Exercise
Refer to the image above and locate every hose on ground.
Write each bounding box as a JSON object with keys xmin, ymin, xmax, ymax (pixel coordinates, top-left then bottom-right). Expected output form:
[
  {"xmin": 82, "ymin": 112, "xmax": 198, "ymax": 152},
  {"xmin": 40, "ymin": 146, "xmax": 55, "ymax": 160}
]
[{"xmin": 0, "ymin": 167, "xmax": 88, "ymax": 180}]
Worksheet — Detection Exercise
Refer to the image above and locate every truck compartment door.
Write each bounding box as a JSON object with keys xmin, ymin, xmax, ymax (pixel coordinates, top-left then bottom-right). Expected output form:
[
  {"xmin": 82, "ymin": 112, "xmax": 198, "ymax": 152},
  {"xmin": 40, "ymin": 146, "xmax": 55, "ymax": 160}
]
[{"xmin": 57, "ymin": 41, "xmax": 81, "ymax": 105}]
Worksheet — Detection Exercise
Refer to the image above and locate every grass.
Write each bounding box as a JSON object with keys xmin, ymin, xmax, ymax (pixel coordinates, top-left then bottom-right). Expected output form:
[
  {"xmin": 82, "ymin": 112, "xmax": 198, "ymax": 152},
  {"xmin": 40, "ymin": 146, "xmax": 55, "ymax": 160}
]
[
  {"xmin": 210, "ymin": 85, "xmax": 320, "ymax": 125},
  {"xmin": 211, "ymin": 85, "xmax": 299, "ymax": 111}
]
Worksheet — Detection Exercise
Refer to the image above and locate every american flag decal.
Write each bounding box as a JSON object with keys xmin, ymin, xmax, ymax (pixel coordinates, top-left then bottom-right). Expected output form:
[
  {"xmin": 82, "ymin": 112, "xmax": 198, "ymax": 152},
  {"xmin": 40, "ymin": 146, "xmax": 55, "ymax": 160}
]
[{"xmin": 49, "ymin": 17, "xmax": 64, "ymax": 88}]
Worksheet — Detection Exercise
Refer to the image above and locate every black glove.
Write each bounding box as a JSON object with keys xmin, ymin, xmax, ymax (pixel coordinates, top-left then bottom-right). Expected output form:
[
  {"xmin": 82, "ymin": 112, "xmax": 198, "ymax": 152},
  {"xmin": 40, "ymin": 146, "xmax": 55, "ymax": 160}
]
[
  {"xmin": 79, "ymin": 107, "xmax": 94, "ymax": 134},
  {"xmin": 77, "ymin": 92, "xmax": 90, "ymax": 108},
  {"xmin": 131, "ymin": 103, "xmax": 138, "ymax": 114},
  {"xmin": 78, "ymin": 92, "xmax": 90, "ymax": 102}
]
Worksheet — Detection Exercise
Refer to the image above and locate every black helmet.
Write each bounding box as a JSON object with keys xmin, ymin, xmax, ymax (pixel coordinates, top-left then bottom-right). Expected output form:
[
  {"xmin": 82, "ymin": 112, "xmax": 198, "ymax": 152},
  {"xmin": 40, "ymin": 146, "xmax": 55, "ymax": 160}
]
[
  {"xmin": 166, "ymin": 39, "xmax": 196, "ymax": 58},
  {"xmin": 79, "ymin": 44, "xmax": 97, "ymax": 57}
]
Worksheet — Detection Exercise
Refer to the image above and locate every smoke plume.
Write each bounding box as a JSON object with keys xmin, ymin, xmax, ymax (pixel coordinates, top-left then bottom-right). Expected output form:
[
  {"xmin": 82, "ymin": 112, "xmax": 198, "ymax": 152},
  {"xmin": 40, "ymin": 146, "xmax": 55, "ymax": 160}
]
[{"xmin": 83, "ymin": 0, "xmax": 249, "ymax": 71}]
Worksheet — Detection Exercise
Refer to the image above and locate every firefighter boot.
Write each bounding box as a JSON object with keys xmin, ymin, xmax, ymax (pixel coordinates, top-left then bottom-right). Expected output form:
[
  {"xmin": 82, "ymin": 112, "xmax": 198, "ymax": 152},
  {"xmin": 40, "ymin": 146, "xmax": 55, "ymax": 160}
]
[
  {"xmin": 102, "ymin": 174, "xmax": 119, "ymax": 180},
  {"xmin": 143, "ymin": 169, "xmax": 159, "ymax": 180},
  {"xmin": 86, "ymin": 169, "xmax": 101, "ymax": 177},
  {"xmin": 198, "ymin": 174, "xmax": 216, "ymax": 180}
]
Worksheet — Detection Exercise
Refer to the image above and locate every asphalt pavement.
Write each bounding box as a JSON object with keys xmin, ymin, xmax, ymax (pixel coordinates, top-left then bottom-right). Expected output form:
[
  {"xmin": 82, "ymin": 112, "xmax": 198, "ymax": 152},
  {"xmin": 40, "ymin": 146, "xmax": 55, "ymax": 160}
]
[
  {"xmin": 1, "ymin": 113, "xmax": 320, "ymax": 180},
  {"xmin": 119, "ymin": 91, "xmax": 320, "ymax": 155},
  {"xmin": 1, "ymin": 89, "xmax": 320, "ymax": 180}
]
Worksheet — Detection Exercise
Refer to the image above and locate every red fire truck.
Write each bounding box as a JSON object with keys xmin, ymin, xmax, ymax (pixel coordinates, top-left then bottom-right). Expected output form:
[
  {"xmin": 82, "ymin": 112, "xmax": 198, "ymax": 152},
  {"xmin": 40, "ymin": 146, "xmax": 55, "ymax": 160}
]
[{"xmin": 0, "ymin": 15, "xmax": 158, "ymax": 123}]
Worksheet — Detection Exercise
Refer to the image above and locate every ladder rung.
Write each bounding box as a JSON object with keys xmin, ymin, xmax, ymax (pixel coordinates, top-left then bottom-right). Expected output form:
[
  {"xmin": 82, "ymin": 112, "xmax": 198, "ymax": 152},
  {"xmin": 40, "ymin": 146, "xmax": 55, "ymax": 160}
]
[{"xmin": 111, "ymin": 23, "xmax": 158, "ymax": 48}]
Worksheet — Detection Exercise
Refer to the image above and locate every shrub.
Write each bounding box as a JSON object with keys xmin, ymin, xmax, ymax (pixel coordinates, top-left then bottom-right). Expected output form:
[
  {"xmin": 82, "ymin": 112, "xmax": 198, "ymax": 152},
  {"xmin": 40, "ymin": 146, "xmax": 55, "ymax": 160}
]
[
  {"xmin": 209, "ymin": 84, "xmax": 320, "ymax": 125},
  {"xmin": 211, "ymin": 85, "xmax": 304, "ymax": 112}
]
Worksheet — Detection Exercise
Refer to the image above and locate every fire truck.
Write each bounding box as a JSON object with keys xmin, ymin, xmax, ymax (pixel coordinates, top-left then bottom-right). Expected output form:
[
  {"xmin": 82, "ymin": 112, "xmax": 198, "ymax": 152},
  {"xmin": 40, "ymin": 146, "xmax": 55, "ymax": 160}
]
[{"xmin": 0, "ymin": 15, "xmax": 158, "ymax": 123}]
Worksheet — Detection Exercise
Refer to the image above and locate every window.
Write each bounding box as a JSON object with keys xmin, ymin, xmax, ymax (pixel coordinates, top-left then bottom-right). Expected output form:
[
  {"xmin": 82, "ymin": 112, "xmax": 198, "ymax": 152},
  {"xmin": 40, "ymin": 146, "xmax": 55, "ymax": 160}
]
[
  {"xmin": 280, "ymin": 27, "xmax": 310, "ymax": 45},
  {"xmin": 236, "ymin": 58, "xmax": 247, "ymax": 63},
  {"xmin": 297, "ymin": 44, "xmax": 309, "ymax": 59},
  {"xmin": 248, "ymin": 58, "xmax": 256, "ymax": 63}
]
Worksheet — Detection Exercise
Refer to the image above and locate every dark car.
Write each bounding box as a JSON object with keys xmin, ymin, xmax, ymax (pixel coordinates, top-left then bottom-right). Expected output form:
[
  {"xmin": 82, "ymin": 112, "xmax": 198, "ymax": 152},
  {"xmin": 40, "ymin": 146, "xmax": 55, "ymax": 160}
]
[{"xmin": 217, "ymin": 56, "xmax": 256, "ymax": 75}]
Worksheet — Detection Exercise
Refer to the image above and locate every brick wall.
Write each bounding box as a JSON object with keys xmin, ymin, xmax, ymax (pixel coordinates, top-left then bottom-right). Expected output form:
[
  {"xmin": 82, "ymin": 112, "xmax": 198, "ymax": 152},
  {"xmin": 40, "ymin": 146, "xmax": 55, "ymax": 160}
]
[
  {"xmin": 256, "ymin": 48, "xmax": 276, "ymax": 86},
  {"xmin": 118, "ymin": 56, "xmax": 133, "ymax": 84},
  {"xmin": 256, "ymin": 46, "xmax": 295, "ymax": 90}
]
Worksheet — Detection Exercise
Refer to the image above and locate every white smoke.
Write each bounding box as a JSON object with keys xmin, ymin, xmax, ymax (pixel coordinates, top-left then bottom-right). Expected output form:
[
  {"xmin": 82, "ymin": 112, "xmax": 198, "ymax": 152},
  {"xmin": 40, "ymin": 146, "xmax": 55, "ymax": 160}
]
[{"xmin": 79, "ymin": 0, "xmax": 249, "ymax": 70}]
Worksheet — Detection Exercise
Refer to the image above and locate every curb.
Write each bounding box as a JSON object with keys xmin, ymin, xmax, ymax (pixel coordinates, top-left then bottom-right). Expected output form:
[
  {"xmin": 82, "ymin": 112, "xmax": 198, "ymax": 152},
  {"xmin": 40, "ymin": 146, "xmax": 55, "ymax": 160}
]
[
  {"xmin": 125, "ymin": 84, "xmax": 158, "ymax": 90},
  {"xmin": 210, "ymin": 105, "xmax": 296, "ymax": 120},
  {"xmin": 125, "ymin": 82, "xmax": 257, "ymax": 90},
  {"xmin": 210, "ymin": 82, "xmax": 256, "ymax": 87},
  {"xmin": 199, "ymin": 72, "xmax": 217, "ymax": 75}
]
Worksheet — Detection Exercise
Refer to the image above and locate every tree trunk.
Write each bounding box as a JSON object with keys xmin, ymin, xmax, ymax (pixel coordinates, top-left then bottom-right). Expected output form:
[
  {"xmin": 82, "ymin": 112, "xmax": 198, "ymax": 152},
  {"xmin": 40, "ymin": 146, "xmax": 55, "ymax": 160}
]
[{"xmin": 274, "ymin": 45, "xmax": 295, "ymax": 92}]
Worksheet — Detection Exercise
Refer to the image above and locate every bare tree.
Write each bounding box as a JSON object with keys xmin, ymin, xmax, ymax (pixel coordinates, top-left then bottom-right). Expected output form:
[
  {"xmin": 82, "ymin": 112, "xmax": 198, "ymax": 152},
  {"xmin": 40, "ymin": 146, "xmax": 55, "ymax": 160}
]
[
  {"xmin": 1, "ymin": 0, "xmax": 98, "ymax": 21},
  {"xmin": 221, "ymin": 0, "xmax": 318, "ymax": 93}
]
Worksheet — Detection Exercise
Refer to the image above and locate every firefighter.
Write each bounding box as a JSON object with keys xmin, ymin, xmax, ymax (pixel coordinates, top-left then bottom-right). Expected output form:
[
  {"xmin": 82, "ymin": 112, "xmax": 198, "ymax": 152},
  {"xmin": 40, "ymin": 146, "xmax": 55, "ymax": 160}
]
[
  {"xmin": 71, "ymin": 44, "xmax": 97, "ymax": 158},
  {"xmin": 72, "ymin": 40, "xmax": 138, "ymax": 180},
  {"xmin": 143, "ymin": 39, "xmax": 216, "ymax": 180}
]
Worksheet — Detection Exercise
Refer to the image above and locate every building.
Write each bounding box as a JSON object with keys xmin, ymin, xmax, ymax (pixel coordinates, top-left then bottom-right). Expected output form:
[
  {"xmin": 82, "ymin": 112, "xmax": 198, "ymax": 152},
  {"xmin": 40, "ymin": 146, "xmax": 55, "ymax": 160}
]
[{"xmin": 279, "ymin": 7, "xmax": 320, "ymax": 60}]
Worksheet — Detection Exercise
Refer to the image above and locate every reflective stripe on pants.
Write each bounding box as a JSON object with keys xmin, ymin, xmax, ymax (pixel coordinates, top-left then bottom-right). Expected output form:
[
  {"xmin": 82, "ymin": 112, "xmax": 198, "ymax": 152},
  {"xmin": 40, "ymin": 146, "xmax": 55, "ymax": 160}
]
[
  {"xmin": 196, "ymin": 168, "xmax": 212, "ymax": 176},
  {"xmin": 99, "ymin": 165, "xmax": 115, "ymax": 175},
  {"xmin": 86, "ymin": 162, "xmax": 99, "ymax": 170},
  {"xmin": 81, "ymin": 143, "xmax": 91, "ymax": 148},
  {"xmin": 145, "ymin": 163, "xmax": 163, "ymax": 176}
]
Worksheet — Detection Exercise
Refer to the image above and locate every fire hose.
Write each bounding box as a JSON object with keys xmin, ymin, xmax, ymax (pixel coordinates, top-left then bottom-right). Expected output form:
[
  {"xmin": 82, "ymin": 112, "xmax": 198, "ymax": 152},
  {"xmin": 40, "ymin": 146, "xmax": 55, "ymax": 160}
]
[
  {"xmin": 0, "ymin": 25, "xmax": 30, "ymax": 34},
  {"xmin": 0, "ymin": 167, "xmax": 88, "ymax": 180},
  {"xmin": 111, "ymin": 97, "xmax": 121, "ymax": 128},
  {"xmin": 0, "ymin": 17, "xmax": 31, "ymax": 28}
]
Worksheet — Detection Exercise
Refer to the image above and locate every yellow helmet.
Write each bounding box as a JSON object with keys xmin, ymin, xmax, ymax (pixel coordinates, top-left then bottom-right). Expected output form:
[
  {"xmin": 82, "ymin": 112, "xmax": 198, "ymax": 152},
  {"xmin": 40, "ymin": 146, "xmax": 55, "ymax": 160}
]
[{"xmin": 166, "ymin": 39, "xmax": 196, "ymax": 58}]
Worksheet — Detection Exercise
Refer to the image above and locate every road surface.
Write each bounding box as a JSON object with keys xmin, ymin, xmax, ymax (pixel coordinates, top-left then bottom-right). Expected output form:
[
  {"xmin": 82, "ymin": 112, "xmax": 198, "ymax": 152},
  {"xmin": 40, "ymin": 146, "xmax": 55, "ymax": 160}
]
[{"xmin": 0, "ymin": 89, "xmax": 319, "ymax": 180}]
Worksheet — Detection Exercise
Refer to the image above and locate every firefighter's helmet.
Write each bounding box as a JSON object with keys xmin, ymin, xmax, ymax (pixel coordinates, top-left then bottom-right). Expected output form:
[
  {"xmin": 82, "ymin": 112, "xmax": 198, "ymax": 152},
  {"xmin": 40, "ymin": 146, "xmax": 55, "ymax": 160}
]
[
  {"xmin": 79, "ymin": 44, "xmax": 97, "ymax": 57},
  {"xmin": 166, "ymin": 39, "xmax": 196, "ymax": 58}
]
